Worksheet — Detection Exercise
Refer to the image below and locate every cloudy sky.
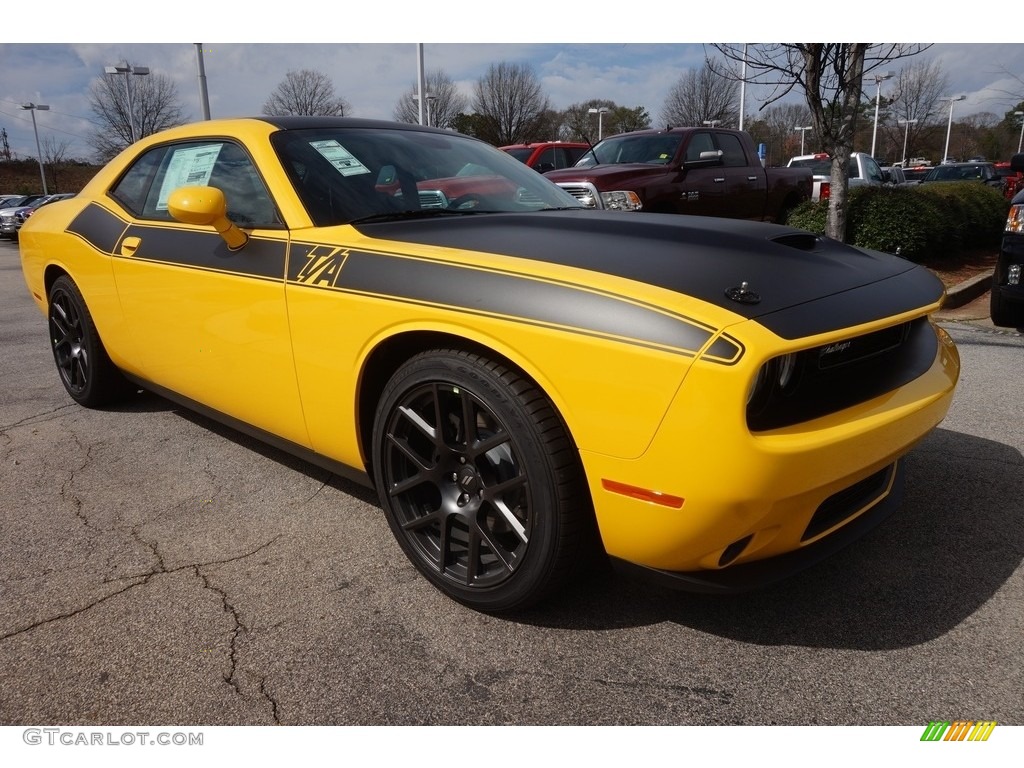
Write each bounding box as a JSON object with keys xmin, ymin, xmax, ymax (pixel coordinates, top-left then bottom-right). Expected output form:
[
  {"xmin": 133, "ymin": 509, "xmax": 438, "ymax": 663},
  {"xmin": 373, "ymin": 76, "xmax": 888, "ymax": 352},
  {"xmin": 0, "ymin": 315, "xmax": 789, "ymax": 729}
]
[{"xmin": 1, "ymin": 9, "xmax": 1015, "ymax": 162}]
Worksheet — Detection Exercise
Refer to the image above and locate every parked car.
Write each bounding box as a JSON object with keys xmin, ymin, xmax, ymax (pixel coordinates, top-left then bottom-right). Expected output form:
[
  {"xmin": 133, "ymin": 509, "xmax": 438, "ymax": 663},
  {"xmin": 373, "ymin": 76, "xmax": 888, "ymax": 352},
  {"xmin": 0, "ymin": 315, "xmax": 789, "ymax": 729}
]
[
  {"xmin": 991, "ymin": 153, "xmax": 1024, "ymax": 328},
  {"xmin": 545, "ymin": 127, "xmax": 811, "ymax": 221},
  {"xmin": 994, "ymin": 161, "xmax": 1024, "ymax": 200},
  {"xmin": 903, "ymin": 166, "xmax": 933, "ymax": 182},
  {"xmin": 20, "ymin": 117, "xmax": 959, "ymax": 611},
  {"xmin": 0, "ymin": 194, "xmax": 49, "ymax": 238},
  {"xmin": 500, "ymin": 141, "xmax": 591, "ymax": 173},
  {"xmin": 921, "ymin": 162, "xmax": 1003, "ymax": 189},
  {"xmin": 13, "ymin": 193, "xmax": 75, "ymax": 236},
  {"xmin": 787, "ymin": 152, "xmax": 886, "ymax": 201}
]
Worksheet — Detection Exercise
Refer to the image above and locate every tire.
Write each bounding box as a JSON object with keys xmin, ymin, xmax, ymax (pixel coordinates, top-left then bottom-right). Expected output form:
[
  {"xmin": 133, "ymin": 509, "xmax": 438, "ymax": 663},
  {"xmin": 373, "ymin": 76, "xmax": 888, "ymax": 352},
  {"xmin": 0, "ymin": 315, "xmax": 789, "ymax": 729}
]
[
  {"xmin": 47, "ymin": 275, "xmax": 127, "ymax": 407},
  {"xmin": 990, "ymin": 284, "xmax": 1024, "ymax": 328},
  {"xmin": 371, "ymin": 349, "xmax": 590, "ymax": 613}
]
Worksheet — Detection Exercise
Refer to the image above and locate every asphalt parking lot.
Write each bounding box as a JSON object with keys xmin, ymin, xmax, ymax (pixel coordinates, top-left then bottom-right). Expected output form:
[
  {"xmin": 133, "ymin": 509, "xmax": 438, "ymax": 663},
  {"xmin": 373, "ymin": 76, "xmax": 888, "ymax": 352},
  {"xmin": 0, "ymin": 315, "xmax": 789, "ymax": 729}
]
[{"xmin": 1, "ymin": 237, "xmax": 1022, "ymax": 729}]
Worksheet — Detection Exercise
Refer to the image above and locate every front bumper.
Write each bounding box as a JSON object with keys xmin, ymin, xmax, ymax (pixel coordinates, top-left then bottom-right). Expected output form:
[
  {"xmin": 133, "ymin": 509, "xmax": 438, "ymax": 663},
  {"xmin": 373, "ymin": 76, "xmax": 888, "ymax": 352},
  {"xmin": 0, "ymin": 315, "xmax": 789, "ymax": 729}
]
[
  {"xmin": 580, "ymin": 319, "xmax": 959, "ymax": 581},
  {"xmin": 611, "ymin": 460, "xmax": 903, "ymax": 593}
]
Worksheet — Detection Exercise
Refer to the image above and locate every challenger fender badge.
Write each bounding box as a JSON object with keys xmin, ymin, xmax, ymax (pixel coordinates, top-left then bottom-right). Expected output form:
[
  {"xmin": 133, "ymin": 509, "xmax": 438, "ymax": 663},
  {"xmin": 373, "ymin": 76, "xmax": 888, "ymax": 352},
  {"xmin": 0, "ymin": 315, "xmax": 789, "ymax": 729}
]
[{"xmin": 725, "ymin": 281, "xmax": 761, "ymax": 305}]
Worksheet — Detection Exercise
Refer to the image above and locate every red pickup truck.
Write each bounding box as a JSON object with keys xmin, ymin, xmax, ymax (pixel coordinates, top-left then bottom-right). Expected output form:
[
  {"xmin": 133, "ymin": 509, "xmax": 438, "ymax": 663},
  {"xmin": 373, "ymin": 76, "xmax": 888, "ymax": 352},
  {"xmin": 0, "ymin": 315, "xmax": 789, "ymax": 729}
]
[{"xmin": 544, "ymin": 127, "xmax": 811, "ymax": 223}]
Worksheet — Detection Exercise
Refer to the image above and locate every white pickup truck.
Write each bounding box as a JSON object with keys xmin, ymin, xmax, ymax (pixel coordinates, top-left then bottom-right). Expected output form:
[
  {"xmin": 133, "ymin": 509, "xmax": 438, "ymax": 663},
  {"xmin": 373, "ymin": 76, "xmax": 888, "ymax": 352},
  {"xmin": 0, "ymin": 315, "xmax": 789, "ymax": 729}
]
[{"xmin": 786, "ymin": 152, "xmax": 886, "ymax": 202}]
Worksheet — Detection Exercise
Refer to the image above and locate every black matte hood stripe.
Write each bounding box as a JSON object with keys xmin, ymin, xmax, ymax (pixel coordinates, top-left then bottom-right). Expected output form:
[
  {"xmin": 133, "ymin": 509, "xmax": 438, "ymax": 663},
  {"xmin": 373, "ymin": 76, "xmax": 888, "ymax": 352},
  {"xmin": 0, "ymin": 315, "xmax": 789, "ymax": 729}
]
[{"xmin": 357, "ymin": 210, "xmax": 944, "ymax": 338}]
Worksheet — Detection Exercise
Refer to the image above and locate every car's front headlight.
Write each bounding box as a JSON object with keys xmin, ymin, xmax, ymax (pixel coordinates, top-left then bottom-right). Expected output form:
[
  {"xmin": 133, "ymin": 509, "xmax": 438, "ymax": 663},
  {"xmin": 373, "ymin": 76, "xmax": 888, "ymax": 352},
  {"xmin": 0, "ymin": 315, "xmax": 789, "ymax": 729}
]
[
  {"xmin": 1006, "ymin": 204, "xmax": 1024, "ymax": 233},
  {"xmin": 600, "ymin": 190, "xmax": 643, "ymax": 211}
]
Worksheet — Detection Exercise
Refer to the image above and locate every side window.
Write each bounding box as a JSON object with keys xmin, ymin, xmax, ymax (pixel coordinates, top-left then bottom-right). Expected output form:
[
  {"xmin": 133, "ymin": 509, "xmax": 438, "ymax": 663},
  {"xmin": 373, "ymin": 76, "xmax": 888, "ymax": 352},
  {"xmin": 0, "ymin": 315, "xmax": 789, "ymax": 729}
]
[
  {"xmin": 715, "ymin": 133, "xmax": 748, "ymax": 167},
  {"xmin": 109, "ymin": 141, "xmax": 280, "ymax": 227},
  {"xmin": 861, "ymin": 156, "xmax": 883, "ymax": 183},
  {"xmin": 685, "ymin": 132, "xmax": 716, "ymax": 162}
]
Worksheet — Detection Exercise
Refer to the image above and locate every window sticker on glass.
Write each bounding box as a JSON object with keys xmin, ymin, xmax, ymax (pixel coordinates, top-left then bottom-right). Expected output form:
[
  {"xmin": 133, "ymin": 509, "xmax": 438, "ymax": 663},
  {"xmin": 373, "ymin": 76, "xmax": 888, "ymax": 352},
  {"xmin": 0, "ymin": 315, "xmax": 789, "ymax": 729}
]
[
  {"xmin": 310, "ymin": 139, "xmax": 370, "ymax": 177},
  {"xmin": 156, "ymin": 144, "xmax": 224, "ymax": 210}
]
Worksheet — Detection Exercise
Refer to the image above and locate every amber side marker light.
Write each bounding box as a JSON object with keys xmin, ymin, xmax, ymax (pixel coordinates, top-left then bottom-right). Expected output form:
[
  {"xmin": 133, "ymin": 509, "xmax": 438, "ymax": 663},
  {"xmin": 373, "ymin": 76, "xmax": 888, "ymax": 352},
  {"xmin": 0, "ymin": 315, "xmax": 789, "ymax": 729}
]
[{"xmin": 602, "ymin": 479, "xmax": 685, "ymax": 509}]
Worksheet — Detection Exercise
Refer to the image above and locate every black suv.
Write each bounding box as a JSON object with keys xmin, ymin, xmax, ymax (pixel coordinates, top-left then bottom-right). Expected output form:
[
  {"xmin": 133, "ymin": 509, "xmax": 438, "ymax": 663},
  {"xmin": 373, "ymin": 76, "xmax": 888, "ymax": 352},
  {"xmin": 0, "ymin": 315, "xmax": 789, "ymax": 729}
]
[{"xmin": 992, "ymin": 153, "xmax": 1024, "ymax": 327}]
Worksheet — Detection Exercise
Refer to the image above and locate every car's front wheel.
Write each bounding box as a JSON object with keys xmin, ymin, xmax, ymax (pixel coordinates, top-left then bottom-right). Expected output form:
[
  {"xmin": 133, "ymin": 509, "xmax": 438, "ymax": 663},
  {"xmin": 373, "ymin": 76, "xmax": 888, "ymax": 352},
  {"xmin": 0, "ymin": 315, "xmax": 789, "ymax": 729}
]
[
  {"xmin": 990, "ymin": 283, "xmax": 1024, "ymax": 328},
  {"xmin": 47, "ymin": 275, "xmax": 127, "ymax": 407},
  {"xmin": 372, "ymin": 349, "xmax": 591, "ymax": 612}
]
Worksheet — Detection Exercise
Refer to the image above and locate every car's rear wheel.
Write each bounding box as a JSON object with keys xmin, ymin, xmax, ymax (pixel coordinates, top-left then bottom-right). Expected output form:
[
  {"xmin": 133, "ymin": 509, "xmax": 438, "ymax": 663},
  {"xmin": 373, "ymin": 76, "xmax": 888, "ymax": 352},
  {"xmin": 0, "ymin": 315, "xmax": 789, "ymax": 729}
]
[
  {"xmin": 48, "ymin": 275, "xmax": 127, "ymax": 407},
  {"xmin": 372, "ymin": 349, "xmax": 590, "ymax": 612}
]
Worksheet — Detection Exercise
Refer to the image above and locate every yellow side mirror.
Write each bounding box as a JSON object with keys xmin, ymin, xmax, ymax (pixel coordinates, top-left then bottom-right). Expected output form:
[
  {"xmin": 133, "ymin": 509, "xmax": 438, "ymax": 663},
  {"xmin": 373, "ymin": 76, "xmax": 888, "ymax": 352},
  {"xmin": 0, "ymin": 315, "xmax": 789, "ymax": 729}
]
[{"xmin": 167, "ymin": 186, "xmax": 248, "ymax": 250}]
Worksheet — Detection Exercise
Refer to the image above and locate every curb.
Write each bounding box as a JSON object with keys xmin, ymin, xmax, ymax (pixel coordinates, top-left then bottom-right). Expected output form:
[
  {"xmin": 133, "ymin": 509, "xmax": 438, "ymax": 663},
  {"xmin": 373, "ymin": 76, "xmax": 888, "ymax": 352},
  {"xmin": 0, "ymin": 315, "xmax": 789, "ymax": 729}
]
[{"xmin": 942, "ymin": 271, "xmax": 992, "ymax": 310}]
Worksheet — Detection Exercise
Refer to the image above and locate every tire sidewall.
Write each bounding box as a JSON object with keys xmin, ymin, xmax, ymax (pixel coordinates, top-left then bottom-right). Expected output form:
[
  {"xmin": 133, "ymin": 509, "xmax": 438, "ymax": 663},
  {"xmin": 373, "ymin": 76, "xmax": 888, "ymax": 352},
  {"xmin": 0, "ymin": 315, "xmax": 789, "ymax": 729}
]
[{"xmin": 372, "ymin": 350, "xmax": 564, "ymax": 612}]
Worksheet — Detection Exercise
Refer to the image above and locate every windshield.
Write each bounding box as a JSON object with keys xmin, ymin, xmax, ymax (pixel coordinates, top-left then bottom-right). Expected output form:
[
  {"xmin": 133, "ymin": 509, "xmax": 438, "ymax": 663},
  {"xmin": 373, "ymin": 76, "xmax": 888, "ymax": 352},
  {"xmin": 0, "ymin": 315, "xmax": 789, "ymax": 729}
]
[
  {"xmin": 271, "ymin": 127, "xmax": 583, "ymax": 226},
  {"xmin": 573, "ymin": 134, "xmax": 682, "ymax": 168}
]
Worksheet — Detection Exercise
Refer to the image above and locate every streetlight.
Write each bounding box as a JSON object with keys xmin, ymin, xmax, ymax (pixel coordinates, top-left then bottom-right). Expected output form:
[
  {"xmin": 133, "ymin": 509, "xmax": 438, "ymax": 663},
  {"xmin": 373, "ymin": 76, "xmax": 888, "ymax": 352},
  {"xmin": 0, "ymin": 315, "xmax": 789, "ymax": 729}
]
[
  {"xmin": 20, "ymin": 103, "xmax": 49, "ymax": 195},
  {"xmin": 588, "ymin": 107, "xmax": 609, "ymax": 140},
  {"xmin": 940, "ymin": 95, "xmax": 966, "ymax": 163},
  {"xmin": 1016, "ymin": 111, "xmax": 1024, "ymax": 154},
  {"xmin": 413, "ymin": 93, "xmax": 436, "ymax": 127},
  {"xmin": 105, "ymin": 63, "xmax": 150, "ymax": 143},
  {"xmin": 867, "ymin": 70, "xmax": 895, "ymax": 160},
  {"xmin": 702, "ymin": 119, "xmax": 721, "ymax": 128},
  {"xmin": 897, "ymin": 117, "xmax": 918, "ymax": 165},
  {"xmin": 794, "ymin": 125, "xmax": 812, "ymax": 155}
]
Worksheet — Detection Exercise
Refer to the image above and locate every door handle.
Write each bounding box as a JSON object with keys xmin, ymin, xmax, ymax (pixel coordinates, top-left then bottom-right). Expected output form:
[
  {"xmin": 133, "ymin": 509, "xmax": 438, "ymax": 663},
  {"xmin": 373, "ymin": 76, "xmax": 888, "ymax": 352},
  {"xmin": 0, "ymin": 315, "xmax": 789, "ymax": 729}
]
[
  {"xmin": 713, "ymin": 177, "xmax": 726, "ymax": 183},
  {"xmin": 120, "ymin": 236, "xmax": 141, "ymax": 257}
]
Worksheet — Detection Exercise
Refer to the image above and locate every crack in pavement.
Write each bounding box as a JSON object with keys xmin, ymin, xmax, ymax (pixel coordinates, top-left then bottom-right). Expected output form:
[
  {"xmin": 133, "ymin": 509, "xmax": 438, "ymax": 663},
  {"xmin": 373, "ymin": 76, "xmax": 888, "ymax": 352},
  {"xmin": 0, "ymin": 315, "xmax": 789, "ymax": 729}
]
[
  {"xmin": 0, "ymin": 402, "xmax": 79, "ymax": 432},
  {"xmin": 59, "ymin": 427, "xmax": 96, "ymax": 530},
  {"xmin": 0, "ymin": 535, "xmax": 282, "ymax": 645}
]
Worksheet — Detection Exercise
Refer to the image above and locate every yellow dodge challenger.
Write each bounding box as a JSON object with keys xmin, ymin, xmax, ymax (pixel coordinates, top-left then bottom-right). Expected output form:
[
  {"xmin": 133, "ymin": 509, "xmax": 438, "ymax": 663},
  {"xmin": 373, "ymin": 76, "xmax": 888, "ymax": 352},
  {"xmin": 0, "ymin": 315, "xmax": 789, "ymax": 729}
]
[{"xmin": 19, "ymin": 118, "xmax": 960, "ymax": 612}]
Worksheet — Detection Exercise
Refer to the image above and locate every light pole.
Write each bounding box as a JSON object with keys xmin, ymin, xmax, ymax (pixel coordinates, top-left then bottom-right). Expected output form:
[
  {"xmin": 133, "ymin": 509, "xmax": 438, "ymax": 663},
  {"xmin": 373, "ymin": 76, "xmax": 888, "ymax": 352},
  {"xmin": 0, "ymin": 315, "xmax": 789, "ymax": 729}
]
[
  {"xmin": 20, "ymin": 103, "xmax": 49, "ymax": 195},
  {"xmin": 1016, "ymin": 111, "xmax": 1024, "ymax": 154},
  {"xmin": 588, "ymin": 107, "xmax": 609, "ymax": 140},
  {"xmin": 867, "ymin": 71, "xmax": 895, "ymax": 160},
  {"xmin": 897, "ymin": 117, "xmax": 918, "ymax": 165},
  {"xmin": 105, "ymin": 63, "xmax": 150, "ymax": 143},
  {"xmin": 794, "ymin": 125, "xmax": 812, "ymax": 155},
  {"xmin": 413, "ymin": 93, "xmax": 436, "ymax": 126},
  {"xmin": 940, "ymin": 95, "xmax": 966, "ymax": 163}
]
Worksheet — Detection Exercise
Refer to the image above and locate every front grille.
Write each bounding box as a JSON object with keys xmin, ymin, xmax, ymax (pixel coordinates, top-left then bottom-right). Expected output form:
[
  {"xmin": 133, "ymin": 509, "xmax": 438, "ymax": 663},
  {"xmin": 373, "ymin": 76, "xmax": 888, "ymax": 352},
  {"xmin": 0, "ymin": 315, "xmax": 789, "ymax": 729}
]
[
  {"xmin": 418, "ymin": 190, "xmax": 447, "ymax": 209},
  {"xmin": 802, "ymin": 463, "xmax": 894, "ymax": 541},
  {"xmin": 748, "ymin": 318, "xmax": 936, "ymax": 431},
  {"xmin": 555, "ymin": 183, "xmax": 600, "ymax": 208}
]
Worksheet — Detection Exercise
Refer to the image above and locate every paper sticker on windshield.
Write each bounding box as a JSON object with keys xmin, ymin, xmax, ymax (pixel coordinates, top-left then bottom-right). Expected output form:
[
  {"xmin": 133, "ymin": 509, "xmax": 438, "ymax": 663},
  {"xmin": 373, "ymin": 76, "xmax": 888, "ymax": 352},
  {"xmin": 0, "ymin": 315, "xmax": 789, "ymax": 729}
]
[
  {"xmin": 310, "ymin": 139, "xmax": 370, "ymax": 177},
  {"xmin": 156, "ymin": 144, "xmax": 224, "ymax": 210}
]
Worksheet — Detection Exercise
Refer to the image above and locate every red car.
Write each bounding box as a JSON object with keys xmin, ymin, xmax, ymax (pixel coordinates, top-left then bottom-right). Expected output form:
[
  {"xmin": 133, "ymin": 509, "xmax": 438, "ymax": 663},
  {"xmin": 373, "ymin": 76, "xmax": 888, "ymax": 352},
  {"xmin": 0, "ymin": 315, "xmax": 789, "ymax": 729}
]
[
  {"xmin": 994, "ymin": 161, "xmax": 1024, "ymax": 200},
  {"xmin": 501, "ymin": 141, "xmax": 591, "ymax": 173}
]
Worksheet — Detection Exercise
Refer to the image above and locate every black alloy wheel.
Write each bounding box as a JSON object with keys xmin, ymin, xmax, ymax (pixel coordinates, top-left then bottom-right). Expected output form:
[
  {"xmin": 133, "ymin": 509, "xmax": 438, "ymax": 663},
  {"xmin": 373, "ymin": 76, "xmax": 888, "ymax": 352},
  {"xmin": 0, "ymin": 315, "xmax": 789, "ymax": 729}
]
[
  {"xmin": 372, "ymin": 349, "xmax": 590, "ymax": 612},
  {"xmin": 47, "ymin": 275, "xmax": 126, "ymax": 407}
]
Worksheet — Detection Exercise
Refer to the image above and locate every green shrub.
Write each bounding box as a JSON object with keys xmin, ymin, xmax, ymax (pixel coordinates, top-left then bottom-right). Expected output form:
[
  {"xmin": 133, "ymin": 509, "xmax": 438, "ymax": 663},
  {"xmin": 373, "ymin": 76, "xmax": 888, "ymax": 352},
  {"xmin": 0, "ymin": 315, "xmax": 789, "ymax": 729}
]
[{"xmin": 783, "ymin": 182, "xmax": 1008, "ymax": 263}]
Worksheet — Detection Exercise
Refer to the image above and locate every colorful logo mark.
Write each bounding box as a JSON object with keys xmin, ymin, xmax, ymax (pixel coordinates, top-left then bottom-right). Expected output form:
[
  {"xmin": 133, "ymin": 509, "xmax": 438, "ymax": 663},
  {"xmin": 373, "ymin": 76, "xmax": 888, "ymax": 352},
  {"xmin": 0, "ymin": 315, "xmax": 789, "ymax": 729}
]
[{"xmin": 921, "ymin": 721, "xmax": 997, "ymax": 742}]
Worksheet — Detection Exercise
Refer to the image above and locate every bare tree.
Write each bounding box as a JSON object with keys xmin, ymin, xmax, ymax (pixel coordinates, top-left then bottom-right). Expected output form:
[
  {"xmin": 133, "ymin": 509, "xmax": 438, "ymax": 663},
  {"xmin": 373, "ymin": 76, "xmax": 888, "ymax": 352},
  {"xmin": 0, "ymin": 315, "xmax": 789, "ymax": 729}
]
[
  {"xmin": 562, "ymin": 100, "xmax": 651, "ymax": 141},
  {"xmin": 882, "ymin": 59, "xmax": 950, "ymax": 162},
  {"xmin": 0, "ymin": 127, "xmax": 11, "ymax": 162},
  {"xmin": 745, "ymin": 102, "xmax": 816, "ymax": 165},
  {"xmin": 713, "ymin": 44, "xmax": 929, "ymax": 241},
  {"xmin": 41, "ymin": 135, "xmax": 71, "ymax": 192},
  {"xmin": 393, "ymin": 70, "xmax": 467, "ymax": 129},
  {"xmin": 471, "ymin": 62, "xmax": 551, "ymax": 146},
  {"xmin": 88, "ymin": 66, "xmax": 186, "ymax": 162},
  {"xmin": 262, "ymin": 69, "xmax": 351, "ymax": 117},
  {"xmin": 660, "ymin": 59, "xmax": 740, "ymax": 128}
]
